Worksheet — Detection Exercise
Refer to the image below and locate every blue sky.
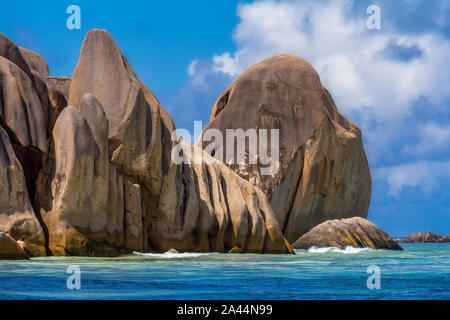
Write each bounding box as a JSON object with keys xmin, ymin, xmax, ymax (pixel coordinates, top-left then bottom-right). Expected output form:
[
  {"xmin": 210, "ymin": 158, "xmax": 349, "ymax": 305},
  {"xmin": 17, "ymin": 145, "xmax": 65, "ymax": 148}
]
[{"xmin": 1, "ymin": 0, "xmax": 449, "ymax": 236}]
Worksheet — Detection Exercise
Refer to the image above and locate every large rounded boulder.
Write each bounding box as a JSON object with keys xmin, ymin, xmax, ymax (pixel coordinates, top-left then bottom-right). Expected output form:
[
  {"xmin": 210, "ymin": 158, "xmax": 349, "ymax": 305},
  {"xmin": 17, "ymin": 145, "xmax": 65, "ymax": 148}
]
[
  {"xmin": 201, "ymin": 55, "xmax": 371, "ymax": 243},
  {"xmin": 292, "ymin": 217, "xmax": 402, "ymax": 251}
]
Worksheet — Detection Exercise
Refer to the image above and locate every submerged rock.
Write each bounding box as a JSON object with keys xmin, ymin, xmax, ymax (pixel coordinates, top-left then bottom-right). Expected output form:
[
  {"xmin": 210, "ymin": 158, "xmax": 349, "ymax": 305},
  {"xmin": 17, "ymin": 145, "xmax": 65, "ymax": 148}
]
[
  {"xmin": 201, "ymin": 54, "xmax": 371, "ymax": 243},
  {"xmin": 292, "ymin": 217, "xmax": 402, "ymax": 250},
  {"xmin": 398, "ymin": 232, "xmax": 442, "ymax": 243}
]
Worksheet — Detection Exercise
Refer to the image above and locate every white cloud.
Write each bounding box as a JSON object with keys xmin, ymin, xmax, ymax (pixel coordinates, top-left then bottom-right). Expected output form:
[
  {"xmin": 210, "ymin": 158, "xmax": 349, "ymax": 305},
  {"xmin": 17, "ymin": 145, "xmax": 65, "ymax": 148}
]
[
  {"xmin": 375, "ymin": 161, "xmax": 450, "ymax": 195},
  {"xmin": 194, "ymin": 0, "xmax": 450, "ymax": 162},
  {"xmin": 184, "ymin": 0, "xmax": 450, "ymax": 197},
  {"xmin": 403, "ymin": 123, "xmax": 450, "ymax": 156},
  {"xmin": 187, "ymin": 59, "xmax": 198, "ymax": 76}
]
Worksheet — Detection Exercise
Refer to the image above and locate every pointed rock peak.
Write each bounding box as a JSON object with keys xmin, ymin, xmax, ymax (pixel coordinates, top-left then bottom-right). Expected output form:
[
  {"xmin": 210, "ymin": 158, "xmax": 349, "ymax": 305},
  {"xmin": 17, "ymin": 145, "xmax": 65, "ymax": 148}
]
[{"xmin": 68, "ymin": 29, "xmax": 135, "ymax": 135}]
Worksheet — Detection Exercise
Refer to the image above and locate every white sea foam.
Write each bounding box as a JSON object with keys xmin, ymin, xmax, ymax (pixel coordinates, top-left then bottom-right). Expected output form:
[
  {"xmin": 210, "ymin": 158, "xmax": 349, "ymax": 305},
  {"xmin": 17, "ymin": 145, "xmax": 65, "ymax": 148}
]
[
  {"xmin": 132, "ymin": 249, "xmax": 213, "ymax": 259},
  {"xmin": 307, "ymin": 246, "xmax": 373, "ymax": 254}
]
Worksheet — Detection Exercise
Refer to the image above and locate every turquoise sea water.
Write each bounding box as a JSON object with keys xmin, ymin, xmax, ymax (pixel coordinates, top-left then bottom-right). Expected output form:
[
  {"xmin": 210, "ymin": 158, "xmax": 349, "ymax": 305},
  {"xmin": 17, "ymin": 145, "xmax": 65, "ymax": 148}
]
[{"xmin": 0, "ymin": 243, "xmax": 448, "ymax": 300}]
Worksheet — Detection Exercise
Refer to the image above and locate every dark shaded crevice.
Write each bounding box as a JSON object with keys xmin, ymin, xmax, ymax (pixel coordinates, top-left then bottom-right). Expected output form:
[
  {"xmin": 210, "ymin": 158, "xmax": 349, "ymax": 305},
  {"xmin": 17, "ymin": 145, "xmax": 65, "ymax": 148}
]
[
  {"xmin": 213, "ymin": 90, "xmax": 230, "ymax": 118},
  {"xmin": 179, "ymin": 164, "xmax": 189, "ymax": 228},
  {"xmin": 219, "ymin": 174, "xmax": 234, "ymax": 252},
  {"xmin": 281, "ymin": 148, "xmax": 305, "ymax": 235},
  {"xmin": 32, "ymin": 204, "xmax": 51, "ymax": 256},
  {"xmin": 11, "ymin": 142, "xmax": 52, "ymax": 255},
  {"xmin": 242, "ymin": 208, "xmax": 252, "ymax": 253},
  {"xmin": 191, "ymin": 169, "xmax": 205, "ymax": 248}
]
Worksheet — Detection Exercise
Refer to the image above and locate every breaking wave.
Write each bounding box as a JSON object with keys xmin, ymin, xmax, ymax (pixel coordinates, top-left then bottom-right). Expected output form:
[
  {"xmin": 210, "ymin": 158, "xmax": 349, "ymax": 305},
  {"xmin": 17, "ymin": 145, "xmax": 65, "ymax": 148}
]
[
  {"xmin": 307, "ymin": 246, "xmax": 374, "ymax": 254},
  {"xmin": 132, "ymin": 249, "xmax": 213, "ymax": 259}
]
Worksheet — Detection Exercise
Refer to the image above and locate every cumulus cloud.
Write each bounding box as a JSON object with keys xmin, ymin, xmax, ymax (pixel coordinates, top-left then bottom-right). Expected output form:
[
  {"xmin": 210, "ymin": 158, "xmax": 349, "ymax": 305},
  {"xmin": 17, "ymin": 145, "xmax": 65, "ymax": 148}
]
[
  {"xmin": 187, "ymin": 0, "xmax": 450, "ymax": 164},
  {"xmin": 181, "ymin": 0, "xmax": 450, "ymax": 195},
  {"xmin": 375, "ymin": 161, "xmax": 450, "ymax": 195}
]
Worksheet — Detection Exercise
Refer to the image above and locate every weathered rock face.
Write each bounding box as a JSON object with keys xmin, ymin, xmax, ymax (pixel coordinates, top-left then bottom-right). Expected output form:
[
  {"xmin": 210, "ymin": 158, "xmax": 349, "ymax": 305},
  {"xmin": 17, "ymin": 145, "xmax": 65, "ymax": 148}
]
[
  {"xmin": 153, "ymin": 141, "xmax": 290, "ymax": 253},
  {"xmin": 0, "ymin": 56, "xmax": 48, "ymax": 153},
  {"xmin": 45, "ymin": 76, "xmax": 71, "ymax": 99},
  {"xmin": 0, "ymin": 126, "xmax": 46, "ymax": 256},
  {"xmin": 19, "ymin": 47, "xmax": 49, "ymax": 77},
  {"xmin": 440, "ymin": 236, "xmax": 450, "ymax": 243},
  {"xmin": 68, "ymin": 29, "xmax": 174, "ymax": 204},
  {"xmin": 0, "ymin": 34, "xmax": 34, "ymax": 80},
  {"xmin": 201, "ymin": 55, "xmax": 371, "ymax": 243},
  {"xmin": 0, "ymin": 232, "xmax": 28, "ymax": 260},
  {"xmin": 39, "ymin": 103, "xmax": 128, "ymax": 256},
  {"xmin": 33, "ymin": 29, "xmax": 290, "ymax": 255},
  {"xmin": 398, "ymin": 232, "xmax": 442, "ymax": 243},
  {"xmin": 292, "ymin": 217, "xmax": 402, "ymax": 250}
]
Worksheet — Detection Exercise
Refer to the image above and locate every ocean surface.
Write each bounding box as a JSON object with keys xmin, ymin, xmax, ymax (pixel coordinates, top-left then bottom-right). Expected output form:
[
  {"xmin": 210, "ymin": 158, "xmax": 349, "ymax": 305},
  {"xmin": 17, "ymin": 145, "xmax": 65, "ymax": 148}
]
[{"xmin": 0, "ymin": 243, "xmax": 448, "ymax": 300}]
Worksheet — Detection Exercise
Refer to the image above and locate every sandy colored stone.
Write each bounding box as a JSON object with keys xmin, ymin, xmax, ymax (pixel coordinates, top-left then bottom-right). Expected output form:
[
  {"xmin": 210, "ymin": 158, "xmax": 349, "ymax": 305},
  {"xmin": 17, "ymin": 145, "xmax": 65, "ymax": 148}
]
[
  {"xmin": 78, "ymin": 94, "xmax": 110, "ymax": 233},
  {"xmin": 64, "ymin": 29, "xmax": 289, "ymax": 254},
  {"xmin": 151, "ymin": 141, "xmax": 289, "ymax": 253},
  {"xmin": 1, "ymin": 35, "xmax": 52, "ymax": 141},
  {"xmin": 292, "ymin": 217, "xmax": 402, "ymax": 250},
  {"xmin": 228, "ymin": 246, "xmax": 242, "ymax": 254},
  {"xmin": 0, "ymin": 57, "xmax": 48, "ymax": 153},
  {"xmin": 202, "ymin": 54, "xmax": 371, "ymax": 243},
  {"xmin": 19, "ymin": 47, "xmax": 49, "ymax": 77},
  {"xmin": 440, "ymin": 235, "xmax": 450, "ymax": 243},
  {"xmin": 38, "ymin": 105, "xmax": 118, "ymax": 255},
  {"xmin": 0, "ymin": 231, "xmax": 28, "ymax": 260},
  {"xmin": 398, "ymin": 232, "xmax": 442, "ymax": 243},
  {"xmin": 45, "ymin": 76, "xmax": 71, "ymax": 99},
  {"xmin": 0, "ymin": 125, "xmax": 46, "ymax": 256},
  {"xmin": 0, "ymin": 34, "xmax": 33, "ymax": 79},
  {"xmin": 124, "ymin": 180, "xmax": 145, "ymax": 252},
  {"xmin": 68, "ymin": 29, "xmax": 174, "ymax": 211}
]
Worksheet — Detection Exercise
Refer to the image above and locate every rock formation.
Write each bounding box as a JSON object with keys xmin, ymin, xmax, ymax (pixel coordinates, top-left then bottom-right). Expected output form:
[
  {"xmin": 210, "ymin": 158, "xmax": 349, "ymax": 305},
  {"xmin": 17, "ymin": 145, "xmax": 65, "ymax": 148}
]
[
  {"xmin": 201, "ymin": 55, "xmax": 371, "ymax": 243},
  {"xmin": 0, "ymin": 126, "xmax": 47, "ymax": 256},
  {"xmin": 440, "ymin": 235, "xmax": 450, "ymax": 243},
  {"xmin": 0, "ymin": 29, "xmax": 378, "ymax": 258},
  {"xmin": 292, "ymin": 217, "xmax": 402, "ymax": 250},
  {"xmin": 0, "ymin": 29, "xmax": 290, "ymax": 257},
  {"xmin": 0, "ymin": 232, "xmax": 28, "ymax": 260},
  {"xmin": 398, "ymin": 232, "xmax": 443, "ymax": 243}
]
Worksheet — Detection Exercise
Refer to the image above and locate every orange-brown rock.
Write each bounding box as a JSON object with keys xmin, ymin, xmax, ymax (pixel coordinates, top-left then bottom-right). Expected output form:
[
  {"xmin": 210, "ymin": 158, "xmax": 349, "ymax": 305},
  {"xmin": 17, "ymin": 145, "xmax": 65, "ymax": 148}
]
[
  {"xmin": 0, "ymin": 231, "xmax": 28, "ymax": 260},
  {"xmin": 0, "ymin": 125, "xmax": 46, "ymax": 256},
  {"xmin": 398, "ymin": 232, "xmax": 442, "ymax": 243}
]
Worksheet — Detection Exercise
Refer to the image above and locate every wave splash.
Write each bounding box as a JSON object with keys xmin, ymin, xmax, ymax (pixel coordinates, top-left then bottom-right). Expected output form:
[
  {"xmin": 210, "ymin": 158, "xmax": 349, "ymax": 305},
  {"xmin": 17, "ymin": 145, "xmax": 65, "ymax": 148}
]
[
  {"xmin": 132, "ymin": 249, "xmax": 213, "ymax": 259},
  {"xmin": 307, "ymin": 246, "xmax": 374, "ymax": 254}
]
